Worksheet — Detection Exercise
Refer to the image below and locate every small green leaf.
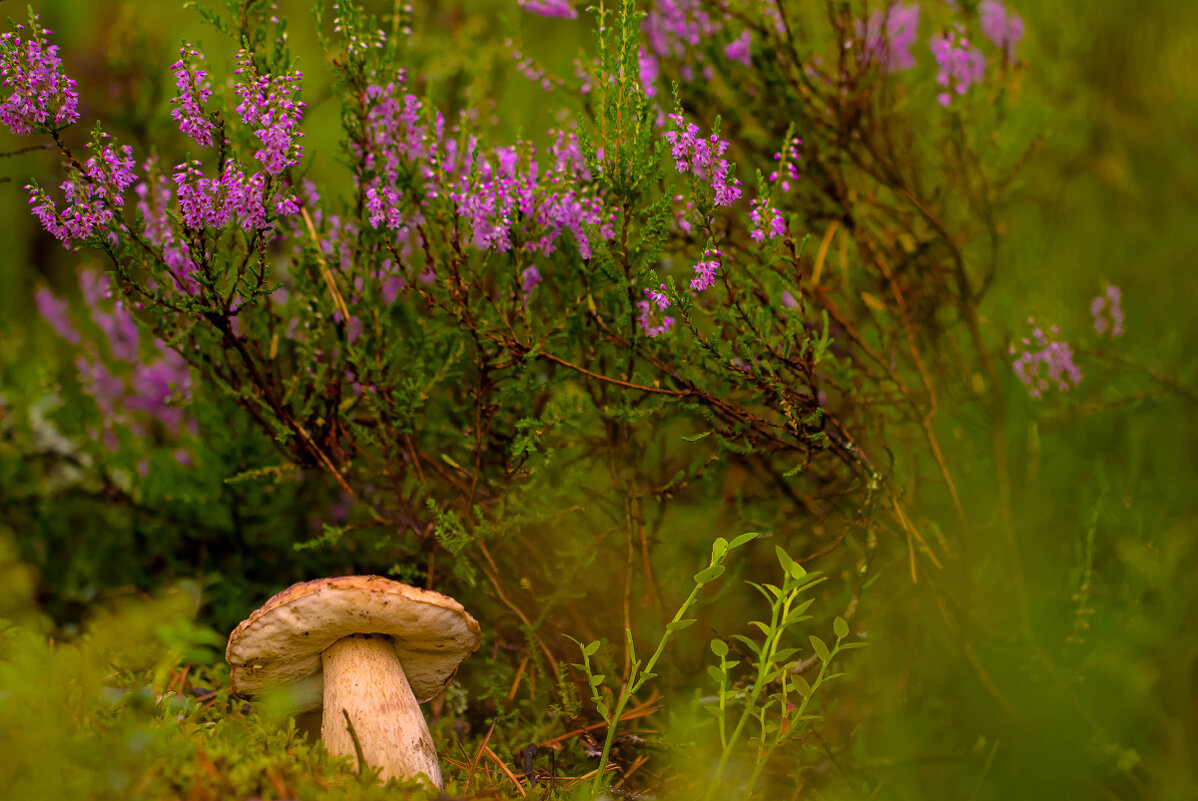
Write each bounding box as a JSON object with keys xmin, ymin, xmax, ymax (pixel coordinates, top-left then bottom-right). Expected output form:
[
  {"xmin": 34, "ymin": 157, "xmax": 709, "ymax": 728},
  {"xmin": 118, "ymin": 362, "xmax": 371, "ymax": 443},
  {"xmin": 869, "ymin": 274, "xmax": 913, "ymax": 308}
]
[
  {"xmin": 625, "ymin": 629, "xmax": 638, "ymax": 665},
  {"xmin": 773, "ymin": 647, "xmax": 799, "ymax": 663},
  {"xmin": 596, "ymin": 700, "xmax": 610, "ymax": 721},
  {"xmin": 693, "ymin": 564, "xmax": 726, "ymax": 585},
  {"xmin": 681, "ymin": 430, "xmax": 712, "ymax": 442},
  {"xmin": 711, "ymin": 537, "xmax": 729, "ymax": 563},
  {"xmin": 710, "ymin": 639, "xmax": 729, "ymax": 658},
  {"xmin": 731, "ymin": 634, "xmax": 762, "ymax": 656},
  {"xmin": 750, "ymin": 620, "xmax": 771, "ymax": 635},
  {"xmin": 793, "ymin": 674, "xmax": 812, "ymax": 697},
  {"xmin": 746, "ymin": 581, "xmax": 774, "ymax": 603},
  {"xmin": 666, "ymin": 618, "xmax": 698, "ymax": 633},
  {"xmin": 729, "ymin": 532, "xmax": 758, "ymax": 550},
  {"xmin": 834, "ymin": 616, "xmax": 850, "ymax": 639},
  {"xmin": 775, "ymin": 545, "xmax": 797, "ymax": 576},
  {"xmin": 783, "ymin": 599, "xmax": 816, "ymax": 627},
  {"xmin": 706, "ymin": 665, "xmax": 724, "ymax": 685},
  {"xmin": 809, "ymin": 635, "xmax": 831, "ymax": 663},
  {"xmin": 590, "ymin": 673, "xmax": 606, "ymax": 686},
  {"xmin": 583, "ymin": 640, "xmax": 601, "ymax": 657}
]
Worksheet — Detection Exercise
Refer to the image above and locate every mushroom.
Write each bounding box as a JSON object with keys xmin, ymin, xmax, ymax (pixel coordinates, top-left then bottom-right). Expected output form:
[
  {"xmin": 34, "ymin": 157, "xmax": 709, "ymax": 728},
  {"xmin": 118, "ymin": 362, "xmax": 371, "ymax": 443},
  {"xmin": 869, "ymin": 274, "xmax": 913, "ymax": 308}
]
[{"xmin": 225, "ymin": 575, "xmax": 481, "ymax": 786}]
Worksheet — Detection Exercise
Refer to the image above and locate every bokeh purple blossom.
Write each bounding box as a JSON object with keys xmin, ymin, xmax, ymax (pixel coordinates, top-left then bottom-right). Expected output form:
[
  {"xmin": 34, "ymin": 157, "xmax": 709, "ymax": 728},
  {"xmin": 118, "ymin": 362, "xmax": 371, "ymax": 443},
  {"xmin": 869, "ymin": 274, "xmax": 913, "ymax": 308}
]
[
  {"xmin": 1010, "ymin": 319, "xmax": 1083, "ymax": 399},
  {"xmin": 37, "ymin": 270, "xmax": 193, "ymax": 451},
  {"xmin": 979, "ymin": 1, "xmax": 1025, "ymax": 61},
  {"xmin": 1091, "ymin": 285, "xmax": 1125, "ymax": 338},
  {"xmin": 519, "ymin": 0, "xmax": 577, "ymax": 19},
  {"xmin": 857, "ymin": 4, "xmax": 921, "ymax": 72},
  {"xmin": 930, "ymin": 28, "xmax": 986, "ymax": 106}
]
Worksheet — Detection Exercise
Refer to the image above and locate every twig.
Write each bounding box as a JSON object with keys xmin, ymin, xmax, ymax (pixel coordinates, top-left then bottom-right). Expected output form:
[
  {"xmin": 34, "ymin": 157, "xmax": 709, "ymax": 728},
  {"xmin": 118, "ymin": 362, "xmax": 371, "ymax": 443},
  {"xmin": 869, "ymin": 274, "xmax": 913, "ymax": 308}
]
[
  {"xmin": 483, "ymin": 745, "xmax": 527, "ymax": 797},
  {"xmin": 342, "ymin": 709, "xmax": 368, "ymax": 776},
  {"xmin": 464, "ymin": 718, "xmax": 496, "ymax": 794}
]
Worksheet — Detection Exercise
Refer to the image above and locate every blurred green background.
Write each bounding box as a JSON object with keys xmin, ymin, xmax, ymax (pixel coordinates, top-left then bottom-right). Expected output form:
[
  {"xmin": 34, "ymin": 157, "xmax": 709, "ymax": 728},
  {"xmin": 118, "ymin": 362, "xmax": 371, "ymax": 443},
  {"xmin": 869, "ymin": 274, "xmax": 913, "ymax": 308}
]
[{"xmin": 2, "ymin": 1, "xmax": 1197, "ymax": 799}]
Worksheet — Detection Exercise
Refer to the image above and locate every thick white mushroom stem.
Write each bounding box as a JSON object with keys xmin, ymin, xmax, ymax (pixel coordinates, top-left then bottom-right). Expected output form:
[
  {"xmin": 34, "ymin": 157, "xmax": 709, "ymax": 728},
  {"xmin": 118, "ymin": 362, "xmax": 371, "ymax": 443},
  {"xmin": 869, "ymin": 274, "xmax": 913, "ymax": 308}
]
[{"xmin": 321, "ymin": 634, "xmax": 442, "ymax": 787}]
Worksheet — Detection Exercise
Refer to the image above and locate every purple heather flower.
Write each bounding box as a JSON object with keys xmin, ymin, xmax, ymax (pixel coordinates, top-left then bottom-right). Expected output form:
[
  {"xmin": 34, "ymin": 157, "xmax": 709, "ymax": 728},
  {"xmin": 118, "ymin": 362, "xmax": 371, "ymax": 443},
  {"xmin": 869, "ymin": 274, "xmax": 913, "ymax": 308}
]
[
  {"xmin": 136, "ymin": 159, "xmax": 198, "ymax": 291},
  {"xmin": 549, "ymin": 129, "xmax": 591, "ymax": 180},
  {"xmin": 28, "ymin": 130, "xmax": 136, "ymax": 249},
  {"xmin": 664, "ymin": 113, "xmax": 741, "ymax": 207},
  {"xmin": 172, "ymin": 159, "xmax": 294, "ymax": 233},
  {"xmin": 930, "ymin": 28, "xmax": 986, "ymax": 106},
  {"xmin": 690, "ymin": 250, "xmax": 722, "ymax": 292},
  {"xmin": 749, "ymin": 199, "xmax": 786, "ymax": 242},
  {"xmin": 858, "ymin": 4, "xmax": 920, "ymax": 72},
  {"xmin": 645, "ymin": 284, "xmax": 670, "ymax": 311},
  {"xmin": 1091, "ymin": 284, "xmax": 1125, "ymax": 338},
  {"xmin": 233, "ymin": 50, "xmax": 305, "ymax": 175},
  {"xmin": 1009, "ymin": 319, "xmax": 1083, "ymax": 398},
  {"xmin": 637, "ymin": 289, "xmax": 675, "ymax": 338},
  {"xmin": 0, "ymin": 14, "xmax": 79, "ymax": 135},
  {"xmin": 978, "ymin": 1, "xmax": 1025, "ymax": 61},
  {"xmin": 724, "ymin": 31, "xmax": 752, "ymax": 67},
  {"xmin": 170, "ymin": 45, "xmax": 216, "ymax": 146},
  {"xmin": 519, "ymin": 0, "xmax": 578, "ymax": 19},
  {"xmin": 768, "ymin": 136, "xmax": 803, "ymax": 192},
  {"xmin": 521, "ymin": 266, "xmax": 542, "ymax": 296}
]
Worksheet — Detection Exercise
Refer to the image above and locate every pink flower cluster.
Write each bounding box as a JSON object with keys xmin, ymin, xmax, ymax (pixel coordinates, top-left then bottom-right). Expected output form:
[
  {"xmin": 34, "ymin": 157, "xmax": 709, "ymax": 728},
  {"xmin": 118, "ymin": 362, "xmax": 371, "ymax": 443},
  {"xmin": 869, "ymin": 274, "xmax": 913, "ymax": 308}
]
[
  {"xmin": 1010, "ymin": 319, "xmax": 1083, "ymax": 399},
  {"xmin": 27, "ymin": 131, "xmax": 136, "ymax": 249},
  {"xmin": 357, "ymin": 80, "xmax": 612, "ymax": 260},
  {"xmin": 1091, "ymin": 284, "xmax": 1125, "ymax": 338},
  {"xmin": 857, "ymin": 3, "xmax": 920, "ymax": 72},
  {"xmin": 749, "ymin": 199, "xmax": 785, "ymax": 242},
  {"xmin": 664, "ymin": 113, "xmax": 741, "ymax": 207},
  {"xmin": 689, "ymin": 248, "xmax": 723, "ymax": 292},
  {"xmin": 769, "ymin": 136, "xmax": 803, "ymax": 192},
  {"xmin": 930, "ymin": 28, "xmax": 986, "ymax": 107},
  {"xmin": 233, "ymin": 50, "xmax": 305, "ymax": 174},
  {"xmin": 0, "ymin": 14, "xmax": 79, "ymax": 135},
  {"xmin": 172, "ymin": 159, "xmax": 300, "ymax": 232},
  {"xmin": 170, "ymin": 45, "xmax": 217, "ymax": 147},
  {"xmin": 639, "ymin": 284, "xmax": 675, "ymax": 338},
  {"xmin": 136, "ymin": 162, "xmax": 198, "ymax": 291}
]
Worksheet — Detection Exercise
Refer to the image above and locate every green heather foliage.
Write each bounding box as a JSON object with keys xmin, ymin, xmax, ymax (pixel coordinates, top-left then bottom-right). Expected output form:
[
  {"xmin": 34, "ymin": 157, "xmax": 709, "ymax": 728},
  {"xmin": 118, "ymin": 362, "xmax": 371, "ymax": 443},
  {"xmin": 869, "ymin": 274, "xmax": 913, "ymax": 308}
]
[{"xmin": 1, "ymin": 0, "xmax": 1197, "ymax": 799}]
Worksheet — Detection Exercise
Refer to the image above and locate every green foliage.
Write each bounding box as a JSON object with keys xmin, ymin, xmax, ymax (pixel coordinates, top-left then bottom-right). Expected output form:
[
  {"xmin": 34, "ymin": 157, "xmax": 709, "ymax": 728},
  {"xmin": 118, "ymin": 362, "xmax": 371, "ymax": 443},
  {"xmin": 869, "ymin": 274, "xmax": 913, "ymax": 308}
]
[
  {"xmin": 1, "ymin": 0, "xmax": 1197, "ymax": 798},
  {"xmin": 700, "ymin": 547, "xmax": 863, "ymax": 799}
]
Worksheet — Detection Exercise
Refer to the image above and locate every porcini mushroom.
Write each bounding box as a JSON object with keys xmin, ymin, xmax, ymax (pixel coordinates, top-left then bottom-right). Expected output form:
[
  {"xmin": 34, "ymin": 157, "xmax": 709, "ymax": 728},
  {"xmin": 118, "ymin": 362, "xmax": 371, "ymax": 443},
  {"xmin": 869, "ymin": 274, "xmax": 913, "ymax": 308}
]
[{"xmin": 225, "ymin": 575, "xmax": 481, "ymax": 786}]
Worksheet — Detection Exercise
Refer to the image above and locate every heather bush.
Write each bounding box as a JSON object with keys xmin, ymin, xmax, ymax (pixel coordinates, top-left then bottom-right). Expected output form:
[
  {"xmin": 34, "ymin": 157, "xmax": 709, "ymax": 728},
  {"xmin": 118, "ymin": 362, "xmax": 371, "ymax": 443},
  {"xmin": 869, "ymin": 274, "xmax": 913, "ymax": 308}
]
[{"xmin": 2, "ymin": 0, "xmax": 1196, "ymax": 798}]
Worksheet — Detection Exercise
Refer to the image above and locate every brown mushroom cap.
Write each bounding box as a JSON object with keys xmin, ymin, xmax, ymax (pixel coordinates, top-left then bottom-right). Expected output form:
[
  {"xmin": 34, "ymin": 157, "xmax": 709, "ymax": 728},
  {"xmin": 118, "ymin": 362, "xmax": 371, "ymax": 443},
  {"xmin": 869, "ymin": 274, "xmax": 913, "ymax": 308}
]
[{"xmin": 226, "ymin": 575, "xmax": 481, "ymax": 711}]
